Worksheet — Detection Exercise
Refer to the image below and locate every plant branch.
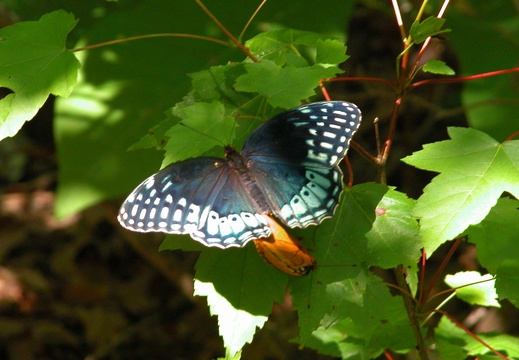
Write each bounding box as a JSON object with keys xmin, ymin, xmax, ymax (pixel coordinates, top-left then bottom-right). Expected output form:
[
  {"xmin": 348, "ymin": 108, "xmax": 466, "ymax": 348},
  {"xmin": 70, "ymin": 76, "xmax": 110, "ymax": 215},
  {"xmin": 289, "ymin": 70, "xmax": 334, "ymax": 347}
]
[
  {"xmin": 411, "ymin": 67, "xmax": 519, "ymax": 88},
  {"xmin": 195, "ymin": 0, "xmax": 259, "ymax": 62},
  {"xmin": 435, "ymin": 310, "xmax": 509, "ymax": 359},
  {"xmin": 421, "ymin": 237, "xmax": 463, "ymax": 303},
  {"xmin": 71, "ymin": 33, "xmax": 231, "ymax": 52},
  {"xmin": 238, "ymin": 0, "xmax": 268, "ymax": 43},
  {"xmin": 350, "ymin": 140, "xmax": 378, "ymax": 166},
  {"xmin": 394, "ymin": 265, "xmax": 429, "ymax": 360},
  {"xmin": 321, "ymin": 76, "xmax": 397, "ymax": 89},
  {"xmin": 407, "ymin": 0, "xmax": 451, "ymax": 80},
  {"xmin": 390, "ymin": 0, "xmax": 406, "ymax": 42},
  {"xmin": 379, "ymin": 95, "xmax": 403, "ymax": 168}
]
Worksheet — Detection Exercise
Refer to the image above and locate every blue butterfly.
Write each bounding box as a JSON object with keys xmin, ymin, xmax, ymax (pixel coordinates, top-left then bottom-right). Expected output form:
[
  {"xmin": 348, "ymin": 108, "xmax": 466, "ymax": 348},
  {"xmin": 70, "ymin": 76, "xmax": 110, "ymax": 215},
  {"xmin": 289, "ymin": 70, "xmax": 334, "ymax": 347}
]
[{"xmin": 118, "ymin": 101, "xmax": 362, "ymax": 248}]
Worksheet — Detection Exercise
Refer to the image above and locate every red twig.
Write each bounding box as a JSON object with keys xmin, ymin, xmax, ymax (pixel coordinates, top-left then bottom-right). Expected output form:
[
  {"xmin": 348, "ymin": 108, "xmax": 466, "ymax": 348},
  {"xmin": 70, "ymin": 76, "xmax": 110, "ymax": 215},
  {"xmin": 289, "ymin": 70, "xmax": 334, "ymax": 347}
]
[
  {"xmin": 435, "ymin": 310, "xmax": 509, "ymax": 359},
  {"xmin": 505, "ymin": 131, "xmax": 519, "ymax": 142},
  {"xmin": 411, "ymin": 67, "xmax": 519, "ymax": 89},
  {"xmin": 421, "ymin": 237, "xmax": 463, "ymax": 304},
  {"xmin": 321, "ymin": 76, "xmax": 397, "ymax": 89}
]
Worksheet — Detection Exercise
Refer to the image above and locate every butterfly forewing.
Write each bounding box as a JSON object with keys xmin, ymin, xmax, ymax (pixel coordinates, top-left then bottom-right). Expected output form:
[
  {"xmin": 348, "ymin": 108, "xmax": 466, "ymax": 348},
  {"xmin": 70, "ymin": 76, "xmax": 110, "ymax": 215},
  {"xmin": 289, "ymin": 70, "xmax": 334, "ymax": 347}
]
[
  {"xmin": 243, "ymin": 101, "xmax": 361, "ymax": 168},
  {"xmin": 118, "ymin": 157, "xmax": 271, "ymax": 248}
]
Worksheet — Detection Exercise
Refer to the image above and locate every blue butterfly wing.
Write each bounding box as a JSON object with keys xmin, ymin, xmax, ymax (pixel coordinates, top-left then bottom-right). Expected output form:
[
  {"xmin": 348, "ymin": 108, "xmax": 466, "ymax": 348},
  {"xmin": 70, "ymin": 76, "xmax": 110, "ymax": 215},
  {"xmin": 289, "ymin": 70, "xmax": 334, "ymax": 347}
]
[
  {"xmin": 118, "ymin": 157, "xmax": 271, "ymax": 248},
  {"xmin": 119, "ymin": 101, "xmax": 361, "ymax": 245},
  {"xmin": 243, "ymin": 101, "xmax": 361, "ymax": 168},
  {"xmin": 248, "ymin": 163, "xmax": 343, "ymax": 227},
  {"xmin": 243, "ymin": 101, "xmax": 361, "ymax": 227}
]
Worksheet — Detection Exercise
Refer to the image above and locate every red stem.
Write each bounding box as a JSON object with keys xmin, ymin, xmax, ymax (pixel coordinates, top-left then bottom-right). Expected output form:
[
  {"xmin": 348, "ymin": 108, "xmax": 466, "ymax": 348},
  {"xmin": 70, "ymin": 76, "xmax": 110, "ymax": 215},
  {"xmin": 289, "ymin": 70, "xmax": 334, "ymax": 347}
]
[
  {"xmin": 435, "ymin": 310, "xmax": 509, "ymax": 359},
  {"xmin": 421, "ymin": 237, "xmax": 463, "ymax": 304},
  {"xmin": 321, "ymin": 76, "xmax": 397, "ymax": 89},
  {"xmin": 411, "ymin": 67, "xmax": 519, "ymax": 89}
]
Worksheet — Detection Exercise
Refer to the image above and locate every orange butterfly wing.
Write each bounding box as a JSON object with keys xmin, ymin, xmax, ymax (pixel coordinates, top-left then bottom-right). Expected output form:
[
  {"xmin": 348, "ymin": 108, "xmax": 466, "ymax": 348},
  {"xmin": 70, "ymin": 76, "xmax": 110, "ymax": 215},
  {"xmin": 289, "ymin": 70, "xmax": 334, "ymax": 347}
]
[{"xmin": 253, "ymin": 215, "xmax": 316, "ymax": 277}]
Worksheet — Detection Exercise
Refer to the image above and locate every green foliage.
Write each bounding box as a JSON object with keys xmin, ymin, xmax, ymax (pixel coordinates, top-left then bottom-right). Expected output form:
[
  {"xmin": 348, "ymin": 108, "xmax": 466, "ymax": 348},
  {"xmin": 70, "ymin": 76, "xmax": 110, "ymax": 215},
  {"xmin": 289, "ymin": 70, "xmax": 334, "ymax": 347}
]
[
  {"xmin": 422, "ymin": 58, "xmax": 455, "ymax": 75},
  {"xmin": 409, "ymin": 17, "xmax": 451, "ymax": 44},
  {"xmin": 435, "ymin": 317, "xmax": 519, "ymax": 359},
  {"xmin": 445, "ymin": 272, "xmax": 499, "ymax": 307},
  {"xmin": 448, "ymin": 3, "xmax": 519, "ymax": 141},
  {"xmin": 1, "ymin": 1, "xmax": 518, "ymax": 359},
  {"xmin": 0, "ymin": 10, "xmax": 79, "ymax": 140},
  {"xmin": 403, "ymin": 127, "xmax": 519, "ymax": 255},
  {"xmin": 194, "ymin": 280, "xmax": 268, "ymax": 356},
  {"xmin": 466, "ymin": 197, "xmax": 519, "ymax": 306}
]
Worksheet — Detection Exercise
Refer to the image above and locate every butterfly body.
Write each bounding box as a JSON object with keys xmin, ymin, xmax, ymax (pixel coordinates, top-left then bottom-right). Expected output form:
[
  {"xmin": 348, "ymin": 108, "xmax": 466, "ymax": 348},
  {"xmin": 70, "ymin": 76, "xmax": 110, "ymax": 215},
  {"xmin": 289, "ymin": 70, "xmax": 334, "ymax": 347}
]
[{"xmin": 119, "ymin": 101, "xmax": 362, "ymax": 249}]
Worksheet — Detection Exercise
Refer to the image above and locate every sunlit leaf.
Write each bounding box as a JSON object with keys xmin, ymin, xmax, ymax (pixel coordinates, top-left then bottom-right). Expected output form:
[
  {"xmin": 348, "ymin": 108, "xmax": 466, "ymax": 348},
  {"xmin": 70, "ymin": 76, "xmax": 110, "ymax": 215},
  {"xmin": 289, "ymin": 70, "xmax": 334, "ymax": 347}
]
[
  {"xmin": 402, "ymin": 127, "xmax": 519, "ymax": 254},
  {"xmin": 0, "ymin": 10, "xmax": 79, "ymax": 140}
]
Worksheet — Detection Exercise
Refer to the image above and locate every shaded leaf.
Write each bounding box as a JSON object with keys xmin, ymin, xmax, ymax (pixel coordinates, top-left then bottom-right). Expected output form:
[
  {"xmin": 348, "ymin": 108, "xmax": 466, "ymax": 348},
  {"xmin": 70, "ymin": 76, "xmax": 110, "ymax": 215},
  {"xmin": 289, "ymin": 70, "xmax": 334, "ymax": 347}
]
[
  {"xmin": 409, "ymin": 17, "xmax": 450, "ymax": 44},
  {"xmin": 163, "ymin": 101, "xmax": 232, "ymax": 166},
  {"xmin": 235, "ymin": 60, "xmax": 338, "ymax": 108},
  {"xmin": 466, "ymin": 197, "xmax": 519, "ymax": 306},
  {"xmin": 292, "ymin": 183, "xmax": 387, "ymax": 343},
  {"xmin": 422, "ymin": 59, "xmax": 455, "ymax": 75},
  {"xmin": 366, "ymin": 188, "xmax": 421, "ymax": 268}
]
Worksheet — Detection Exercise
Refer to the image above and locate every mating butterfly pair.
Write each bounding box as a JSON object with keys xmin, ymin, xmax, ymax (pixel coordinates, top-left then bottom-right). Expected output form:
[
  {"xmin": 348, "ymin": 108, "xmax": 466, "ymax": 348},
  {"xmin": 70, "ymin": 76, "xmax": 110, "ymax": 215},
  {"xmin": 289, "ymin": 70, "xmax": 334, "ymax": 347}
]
[{"xmin": 118, "ymin": 101, "xmax": 362, "ymax": 275}]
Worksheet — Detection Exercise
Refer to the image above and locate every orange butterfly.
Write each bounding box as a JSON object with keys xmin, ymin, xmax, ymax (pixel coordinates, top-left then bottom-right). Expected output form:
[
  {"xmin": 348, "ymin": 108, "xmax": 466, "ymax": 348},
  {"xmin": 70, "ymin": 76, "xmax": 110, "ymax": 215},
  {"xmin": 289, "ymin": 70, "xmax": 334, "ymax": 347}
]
[{"xmin": 253, "ymin": 215, "xmax": 316, "ymax": 277}]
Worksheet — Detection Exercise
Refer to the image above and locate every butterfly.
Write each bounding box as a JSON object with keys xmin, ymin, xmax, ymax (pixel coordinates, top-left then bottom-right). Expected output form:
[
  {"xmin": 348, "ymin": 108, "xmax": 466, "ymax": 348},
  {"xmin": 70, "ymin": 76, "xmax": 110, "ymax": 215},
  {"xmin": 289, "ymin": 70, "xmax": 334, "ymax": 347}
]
[
  {"xmin": 253, "ymin": 215, "xmax": 316, "ymax": 276},
  {"xmin": 118, "ymin": 101, "xmax": 362, "ymax": 249}
]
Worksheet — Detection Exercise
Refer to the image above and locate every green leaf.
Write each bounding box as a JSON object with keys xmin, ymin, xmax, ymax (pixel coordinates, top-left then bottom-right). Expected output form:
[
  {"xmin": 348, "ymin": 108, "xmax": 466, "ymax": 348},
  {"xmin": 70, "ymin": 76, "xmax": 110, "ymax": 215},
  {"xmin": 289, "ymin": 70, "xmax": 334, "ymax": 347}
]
[
  {"xmin": 444, "ymin": 271, "xmax": 499, "ymax": 307},
  {"xmin": 409, "ymin": 17, "xmax": 450, "ymax": 44},
  {"xmin": 315, "ymin": 39, "xmax": 348, "ymax": 67},
  {"xmin": 194, "ymin": 280, "xmax": 268, "ymax": 358},
  {"xmin": 302, "ymin": 275, "xmax": 414, "ymax": 357},
  {"xmin": 54, "ymin": 79, "xmax": 163, "ymax": 218},
  {"xmin": 234, "ymin": 60, "xmax": 338, "ymax": 108},
  {"xmin": 447, "ymin": 5, "xmax": 519, "ymax": 141},
  {"xmin": 495, "ymin": 261, "xmax": 519, "ymax": 308},
  {"xmin": 194, "ymin": 245, "xmax": 288, "ymax": 315},
  {"xmin": 245, "ymin": 29, "xmax": 346, "ymax": 67},
  {"xmin": 402, "ymin": 127, "xmax": 519, "ymax": 255},
  {"xmin": 127, "ymin": 116, "xmax": 176, "ymax": 151},
  {"xmin": 436, "ymin": 316, "xmax": 519, "ymax": 359},
  {"xmin": 159, "ymin": 234, "xmax": 205, "ymax": 252},
  {"xmin": 0, "ymin": 10, "xmax": 79, "ymax": 140},
  {"xmin": 466, "ymin": 198, "xmax": 519, "ymax": 306},
  {"xmin": 163, "ymin": 101, "xmax": 232, "ymax": 166},
  {"xmin": 421, "ymin": 59, "xmax": 455, "ymax": 75},
  {"xmin": 365, "ymin": 188, "xmax": 421, "ymax": 268},
  {"xmin": 292, "ymin": 183, "xmax": 388, "ymax": 343}
]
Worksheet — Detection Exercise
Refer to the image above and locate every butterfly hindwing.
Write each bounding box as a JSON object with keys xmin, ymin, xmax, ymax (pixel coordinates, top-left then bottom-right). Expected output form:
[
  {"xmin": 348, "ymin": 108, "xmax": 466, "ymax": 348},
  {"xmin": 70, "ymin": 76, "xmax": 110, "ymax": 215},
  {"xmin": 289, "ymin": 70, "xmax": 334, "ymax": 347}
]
[
  {"xmin": 118, "ymin": 157, "xmax": 271, "ymax": 248},
  {"xmin": 248, "ymin": 161, "xmax": 343, "ymax": 227}
]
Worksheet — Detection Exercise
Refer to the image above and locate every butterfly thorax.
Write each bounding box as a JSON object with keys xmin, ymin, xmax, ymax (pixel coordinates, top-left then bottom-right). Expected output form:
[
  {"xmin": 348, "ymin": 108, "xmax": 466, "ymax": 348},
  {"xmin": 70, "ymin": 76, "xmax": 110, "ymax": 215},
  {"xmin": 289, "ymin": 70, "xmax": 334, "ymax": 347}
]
[
  {"xmin": 224, "ymin": 146, "xmax": 248, "ymax": 174},
  {"xmin": 224, "ymin": 145, "xmax": 272, "ymax": 214}
]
